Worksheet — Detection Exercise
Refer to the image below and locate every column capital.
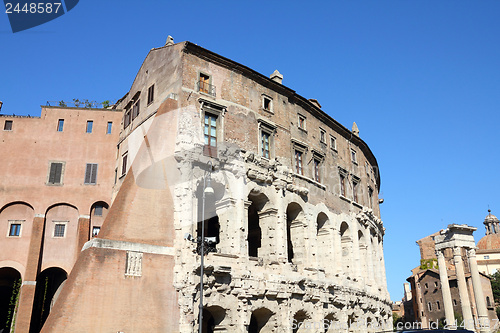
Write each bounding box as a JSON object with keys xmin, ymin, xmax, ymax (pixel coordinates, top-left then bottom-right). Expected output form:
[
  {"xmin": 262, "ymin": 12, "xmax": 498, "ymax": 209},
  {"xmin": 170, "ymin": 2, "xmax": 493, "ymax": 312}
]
[
  {"xmin": 467, "ymin": 248, "xmax": 477, "ymax": 258},
  {"xmin": 435, "ymin": 249, "xmax": 445, "ymax": 259},
  {"xmin": 453, "ymin": 246, "xmax": 462, "ymax": 257}
]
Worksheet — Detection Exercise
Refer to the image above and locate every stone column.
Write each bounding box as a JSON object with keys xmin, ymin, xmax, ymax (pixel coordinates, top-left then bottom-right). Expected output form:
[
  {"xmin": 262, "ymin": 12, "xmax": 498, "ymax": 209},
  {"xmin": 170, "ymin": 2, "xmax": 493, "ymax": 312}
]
[
  {"xmin": 436, "ymin": 250, "xmax": 455, "ymax": 328},
  {"xmin": 378, "ymin": 238, "xmax": 388, "ymax": 296},
  {"xmin": 334, "ymin": 228, "xmax": 343, "ymax": 275},
  {"xmin": 365, "ymin": 233, "xmax": 374, "ymax": 289},
  {"xmin": 258, "ymin": 208, "xmax": 279, "ymax": 260},
  {"xmin": 453, "ymin": 246, "xmax": 474, "ymax": 330},
  {"xmin": 15, "ymin": 214, "xmax": 45, "ymax": 332},
  {"xmin": 215, "ymin": 197, "xmax": 237, "ymax": 255},
  {"xmin": 468, "ymin": 248, "xmax": 489, "ymax": 332}
]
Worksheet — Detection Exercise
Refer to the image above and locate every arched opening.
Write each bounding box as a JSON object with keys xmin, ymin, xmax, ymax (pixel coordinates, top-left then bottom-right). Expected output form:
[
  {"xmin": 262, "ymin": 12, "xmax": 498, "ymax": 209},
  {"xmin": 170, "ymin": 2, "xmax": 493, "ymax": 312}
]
[
  {"xmin": 340, "ymin": 222, "xmax": 352, "ymax": 275},
  {"xmin": 247, "ymin": 193, "xmax": 268, "ymax": 258},
  {"xmin": 324, "ymin": 312, "xmax": 339, "ymax": 333},
  {"xmin": 248, "ymin": 308, "xmax": 273, "ymax": 333},
  {"xmin": 286, "ymin": 203, "xmax": 304, "ymax": 264},
  {"xmin": 358, "ymin": 230, "xmax": 367, "ymax": 279},
  {"xmin": 0, "ymin": 267, "xmax": 21, "ymax": 332},
  {"xmin": 201, "ymin": 306, "xmax": 225, "ymax": 333},
  {"xmin": 317, "ymin": 212, "xmax": 328, "ymax": 235},
  {"xmin": 29, "ymin": 267, "xmax": 67, "ymax": 333},
  {"xmin": 196, "ymin": 180, "xmax": 220, "ymax": 254},
  {"xmin": 90, "ymin": 201, "xmax": 109, "ymax": 238},
  {"xmin": 293, "ymin": 310, "xmax": 311, "ymax": 333}
]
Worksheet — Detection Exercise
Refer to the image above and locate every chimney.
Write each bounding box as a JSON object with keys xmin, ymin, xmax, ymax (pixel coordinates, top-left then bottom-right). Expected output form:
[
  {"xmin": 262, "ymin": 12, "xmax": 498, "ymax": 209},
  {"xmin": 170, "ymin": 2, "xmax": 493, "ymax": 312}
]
[
  {"xmin": 270, "ymin": 70, "xmax": 283, "ymax": 84},
  {"xmin": 165, "ymin": 35, "xmax": 174, "ymax": 46},
  {"xmin": 308, "ymin": 99, "xmax": 321, "ymax": 109},
  {"xmin": 0, "ymin": 101, "xmax": 3, "ymax": 112}
]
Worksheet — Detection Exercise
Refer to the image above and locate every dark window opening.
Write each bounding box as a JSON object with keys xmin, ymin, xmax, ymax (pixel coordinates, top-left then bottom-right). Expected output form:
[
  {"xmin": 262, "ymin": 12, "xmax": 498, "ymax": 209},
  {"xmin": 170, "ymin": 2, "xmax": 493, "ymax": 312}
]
[
  {"xmin": 124, "ymin": 109, "xmax": 131, "ymax": 128},
  {"xmin": 3, "ymin": 120, "xmax": 12, "ymax": 131},
  {"xmin": 147, "ymin": 84, "xmax": 154, "ymax": 105},
  {"xmin": 340, "ymin": 173, "xmax": 346, "ymax": 197},
  {"xmin": 247, "ymin": 195, "xmax": 267, "ymax": 258},
  {"xmin": 197, "ymin": 216, "xmax": 220, "ymax": 255},
  {"xmin": 132, "ymin": 99, "xmax": 140, "ymax": 120},
  {"xmin": 263, "ymin": 97, "xmax": 271, "ymax": 111},
  {"xmin": 353, "ymin": 179, "xmax": 359, "ymax": 203},
  {"xmin": 298, "ymin": 115, "xmax": 305, "ymax": 130},
  {"xmin": 0, "ymin": 268, "xmax": 22, "ymax": 332},
  {"xmin": 121, "ymin": 154, "xmax": 128, "ymax": 176},
  {"xmin": 92, "ymin": 226, "xmax": 100, "ymax": 237},
  {"xmin": 313, "ymin": 158, "xmax": 321, "ymax": 182}
]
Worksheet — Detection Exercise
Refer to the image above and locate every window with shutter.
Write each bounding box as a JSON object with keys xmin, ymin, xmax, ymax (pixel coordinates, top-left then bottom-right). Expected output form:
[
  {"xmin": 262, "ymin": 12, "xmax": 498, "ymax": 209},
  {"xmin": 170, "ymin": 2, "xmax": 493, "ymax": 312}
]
[
  {"xmin": 84, "ymin": 163, "xmax": 98, "ymax": 185},
  {"xmin": 47, "ymin": 162, "xmax": 64, "ymax": 185}
]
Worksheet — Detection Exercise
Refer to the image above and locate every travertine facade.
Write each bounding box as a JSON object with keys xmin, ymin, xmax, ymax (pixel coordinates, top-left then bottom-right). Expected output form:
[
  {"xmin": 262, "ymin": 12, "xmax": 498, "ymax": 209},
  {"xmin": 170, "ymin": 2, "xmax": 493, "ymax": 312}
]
[{"xmin": 2, "ymin": 38, "xmax": 391, "ymax": 332}]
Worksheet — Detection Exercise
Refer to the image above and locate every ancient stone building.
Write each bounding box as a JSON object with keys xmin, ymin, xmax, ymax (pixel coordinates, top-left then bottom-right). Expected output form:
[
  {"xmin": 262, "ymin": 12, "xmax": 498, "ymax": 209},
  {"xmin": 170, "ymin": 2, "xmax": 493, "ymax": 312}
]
[
  {"xmin": 407, "ymin": 226, "xmax": 497, "ymax": 331},
  {"xmin": 1, "ymin": 37, "xmax": 391, "ymax": 332},
  {"xmin": 0, "ymin": 106, "xmax": 122, "ymax": 332},
  {"xmin": 477, "ymin": 211, "xmax": 500, "ymax": 275}
]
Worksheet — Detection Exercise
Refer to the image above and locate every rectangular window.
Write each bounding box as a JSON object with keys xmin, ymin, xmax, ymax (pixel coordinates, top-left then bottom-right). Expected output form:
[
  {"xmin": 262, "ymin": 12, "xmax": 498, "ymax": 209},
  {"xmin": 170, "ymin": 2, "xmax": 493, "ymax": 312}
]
[
  {"xmin": 484, "ymin": 255, "xmax": 490, "ymax": 259},
  {"xmin": 53, "ymin": 223, "xmax": 66, "ymax": 238},
  {"xmin": 263, "ymin": 96, "xmax": 272, "ymax": 112},
  {"xmin": 330, "ymin": 135, "xmax": 337, "ymax": 150},
  {"xmin": 365, "ymin": 161, "xmax": 370, "ymax": 175},
  {"xmin": 261, "ymin": 131, "xmax": 270, "ymax": 159},
  {"xmin": 107, "ymin": 122, "xmax": 112, "ymax": 134},
  {"xmin": 339, "ymin": 171, "xmax": 346, "ymax": 197},
  {"xmin": 8, "ymin": 222, "xmax": 22, "ymax": 237},
  {"xmin": 320, "ymin": 129, "xmax": 326, "ymax": 144},
  {"xmin": 295, "ymin": 150, "xmax": 303, "ymax": 175},
  {"xmin": 86, "ymin": 120, "xmax": 93, "ymax": 133},
  {"xmin": 57, "ymin": 119, "xmax": 64, "ymax": 132},
  {"xmin": 199, "ymin": 73, "xmax": 210, "ymax": 94},
  {"xmin": 368, "ymin": 187, "xmax": 374, "ymax": 208},
  {"xmin": 92, "ymin": 226, "xmax": 101, "ymax": 237},
  {"xmin": 124, "ymin": 109, "xmax": 131, "ymax": 128},
  {"xmin": 313, "ymin": 158, "xmax": 321, "ymax": 182},
  {"xmin": 94, "ymin": 205, "xmax": 103, "ymax": 216},
  {"xmin": 48, "ymin": 162, "xmax": 64, "ymax": 185},
  {"xmin": 353, "ymin": 178, "xmax": 359, "ymax": 203},
  {"xmin": 298, "ymin": 115, "xmax": 306, "ymax": 130},
  {"xmin": 84, "ymin": 163, "xmax": 98, "ymax": 185},
  {"xmin": 148, "ymin": 84, "xmax": 155, "ymax": 105},
  {"xmin": 204, "ymin": 114, "xmax": 217, "ymax": 147},
  {"xmin": 4, "ymin": 120, "xmax": 12, "ymax": 131},
  {"xmin": 132, "ymin": 99, "xmax": 140, "ymax": 120},
  {"xmin": 121, "ymin": 153, "xmax": 128, "ymax": 177},
  {"xmin": 351, "ymin": 148, "xmax": 357, "ymax": 164}
]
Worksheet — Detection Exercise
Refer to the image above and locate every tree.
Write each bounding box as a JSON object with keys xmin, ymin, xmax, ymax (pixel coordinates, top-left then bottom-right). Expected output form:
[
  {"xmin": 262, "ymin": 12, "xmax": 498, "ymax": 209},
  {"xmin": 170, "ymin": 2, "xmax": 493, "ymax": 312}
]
[{"xmin": 490, "ymin": 271, "xmax": 500, "ymax": 303}]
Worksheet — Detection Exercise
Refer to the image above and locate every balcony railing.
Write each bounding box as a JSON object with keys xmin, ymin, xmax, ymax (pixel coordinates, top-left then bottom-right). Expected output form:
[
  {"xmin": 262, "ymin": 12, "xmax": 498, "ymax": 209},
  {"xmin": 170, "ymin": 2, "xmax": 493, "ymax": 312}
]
[{"xmin": 196, "ymin": 81, "xmax": 216, "ymax": 97}]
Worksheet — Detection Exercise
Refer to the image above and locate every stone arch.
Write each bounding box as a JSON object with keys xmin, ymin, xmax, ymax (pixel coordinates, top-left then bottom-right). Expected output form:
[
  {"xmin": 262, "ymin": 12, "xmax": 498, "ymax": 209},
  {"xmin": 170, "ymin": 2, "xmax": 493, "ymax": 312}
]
[
  {"xmin": 195, "ymin": 179, "xmax": 222, "ymax": 254},
  {"xmin": 247, "ymin": 192, "xmax": 270, "ymax": 257},
  {"xmin": 358, "ymin": 229, "xmax": 367, "ymax": 280},
  {"xmin": 286, "ymin": 202, "xmax": 305, "ymax": 264},
  {"xmin": 0, "ymin": 201, "xmax": 34, "ymax": 214},
  {"xmin": 0, "ymin": 267, "xmax": 21, "ymax": 332},
  {"xmin": 248, "ymin": 307, "xmax": 274, "ymax": 333},
  {"xmin": 340, "ymin": 222, "xmax": 353, "ymax": 276},
  {"xmin": 201, "ymin": 305, "xmax": 226, "ymax": 333},
  {"xmin": 316, "ymin": 212, "xmax": 329, "ymax": 235},
  {"xmin": 324, "ymin": 312, "xmax": 343, "ymax": 333},
  {"xmin": 42, "ymin": 204, "xmax": 79, "ymax": 272},
  {"xmin": 29, "ymin": 267, "xmax": 67, "ymax": 333},
  {"xmin": 293, "ymin": 310, "xmax": 312, "ymax": 333}
]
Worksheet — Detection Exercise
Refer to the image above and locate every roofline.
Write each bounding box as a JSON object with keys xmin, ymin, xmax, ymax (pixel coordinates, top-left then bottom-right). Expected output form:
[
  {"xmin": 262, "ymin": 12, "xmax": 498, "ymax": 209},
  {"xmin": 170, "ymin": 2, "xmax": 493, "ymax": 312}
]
[{"xmin": 124, "ymin": 40, "xmax": 382, "ymax": 189}]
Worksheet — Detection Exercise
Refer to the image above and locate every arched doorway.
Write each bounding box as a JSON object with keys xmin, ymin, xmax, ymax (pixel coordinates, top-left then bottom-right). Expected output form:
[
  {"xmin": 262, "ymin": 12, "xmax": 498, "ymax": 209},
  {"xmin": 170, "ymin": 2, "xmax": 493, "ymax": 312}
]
[
  {"xmin": 286, "ymin": 203, "xmax": 304, "ymax": 264},
  {"xmin": 247, "ymin": 193, "xmax": 269, "ymax": 257},
  {"xmin": 29, "ymin": 267, "xmax": 67, "ymax": 333},
  {"xmin": 201, "ymin": 306, "xmax": 225, "ymax": 333},
  {"xmin": 248, "ymin": 307, "xmax": 273, "ymax": 333},
  {"xmin": 0, "ymin": 267, "xmax": 21, "ymax": 332}
]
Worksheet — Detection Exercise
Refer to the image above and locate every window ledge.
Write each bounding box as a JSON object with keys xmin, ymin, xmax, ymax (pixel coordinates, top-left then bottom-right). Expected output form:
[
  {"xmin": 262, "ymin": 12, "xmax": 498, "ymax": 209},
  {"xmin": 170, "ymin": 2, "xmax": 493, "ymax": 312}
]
[
  {"xmin": 331, "ymin": 148, "xmax": 338, "ymax": 153},
  {"xmin": 292, "ymin": 173, "xmax": 326, "ymax": 190},
  {"xmin": 352, "ymin": 201, "xmax": 363, "ymax": 209},
  {"xmin": 46, "ymin": 183, "xmax": 63, "ymax": 186},
  {"xmin": 339, "ymin": 195, "xmax": 351, "ymax": 203},
  {"xmin": 298, "ymin": 127, "xmax": 308, "ymax": 134},
  {"xmin": 118, "ymin": 174, "xmax": 126, "ymax": 180},
  {"xmin": 261, "ymin": 107, "xmax": 274, "ymax": 114},
  {"xmin": 352, "ymin": 161, "xmax": 358, "ymax": 165}
]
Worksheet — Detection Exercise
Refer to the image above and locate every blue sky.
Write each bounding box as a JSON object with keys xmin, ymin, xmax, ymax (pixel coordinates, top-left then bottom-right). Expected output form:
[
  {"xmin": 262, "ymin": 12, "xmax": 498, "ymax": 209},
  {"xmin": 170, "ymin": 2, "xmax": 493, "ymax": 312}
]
[{"xmin": 1, "ymin": 1, "xmax": 500, "ymax": 301}]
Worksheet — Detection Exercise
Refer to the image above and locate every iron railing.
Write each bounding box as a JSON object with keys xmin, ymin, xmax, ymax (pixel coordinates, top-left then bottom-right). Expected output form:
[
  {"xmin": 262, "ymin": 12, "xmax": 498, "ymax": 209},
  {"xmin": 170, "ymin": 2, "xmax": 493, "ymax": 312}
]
[{"xmin": 196, "ymin": 81, "xmax": 216, "ymax": 97}]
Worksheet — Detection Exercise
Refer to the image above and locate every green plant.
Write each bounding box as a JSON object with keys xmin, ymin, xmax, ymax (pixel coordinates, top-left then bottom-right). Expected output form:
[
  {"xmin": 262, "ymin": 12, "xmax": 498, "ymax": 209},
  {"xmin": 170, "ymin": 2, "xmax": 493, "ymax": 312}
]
[
  {"xmin": 102, "ymin": 100, "xmax": 111, "ymax": 108},
  {"xmin": 5, "ymin": 278, "xmax": 21, "ymax": 331},
  {"xmin": 58, "ymin": 100, "xmax": 67, "ymax": 107}
]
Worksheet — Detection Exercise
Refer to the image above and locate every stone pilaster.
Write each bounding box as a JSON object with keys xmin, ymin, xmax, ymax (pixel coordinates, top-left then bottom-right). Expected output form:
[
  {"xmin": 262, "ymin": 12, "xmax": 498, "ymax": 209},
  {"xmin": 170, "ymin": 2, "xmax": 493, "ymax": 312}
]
[
  {"xmin": 453, "ymin": 246, "xmax": 474, "ymax": 330},
  {"xmin": 15, "ymin": 214, "xmax": 45, "ymax": 333},
  {"xmin": 468, "ymin": 248, "xmax": 489, "ymax": 332},
  {"xmin": 436, "ymin": 250, "xmax": 455, "ymax": 328}
]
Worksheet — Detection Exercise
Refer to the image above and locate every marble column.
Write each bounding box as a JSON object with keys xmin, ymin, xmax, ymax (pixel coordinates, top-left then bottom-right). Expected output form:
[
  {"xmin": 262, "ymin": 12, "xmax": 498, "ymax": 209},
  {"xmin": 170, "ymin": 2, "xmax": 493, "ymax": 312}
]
[
  {"xmin": 453, "ymin": 246, "xmax": 474, "ymax": 330},
  {"xmin": 436, "ymin": 250, "xmax": 455, "ymax": 328},
  {"xmin": 468, "ymin": 248, "xmax": 489, "ymax": 332}
]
